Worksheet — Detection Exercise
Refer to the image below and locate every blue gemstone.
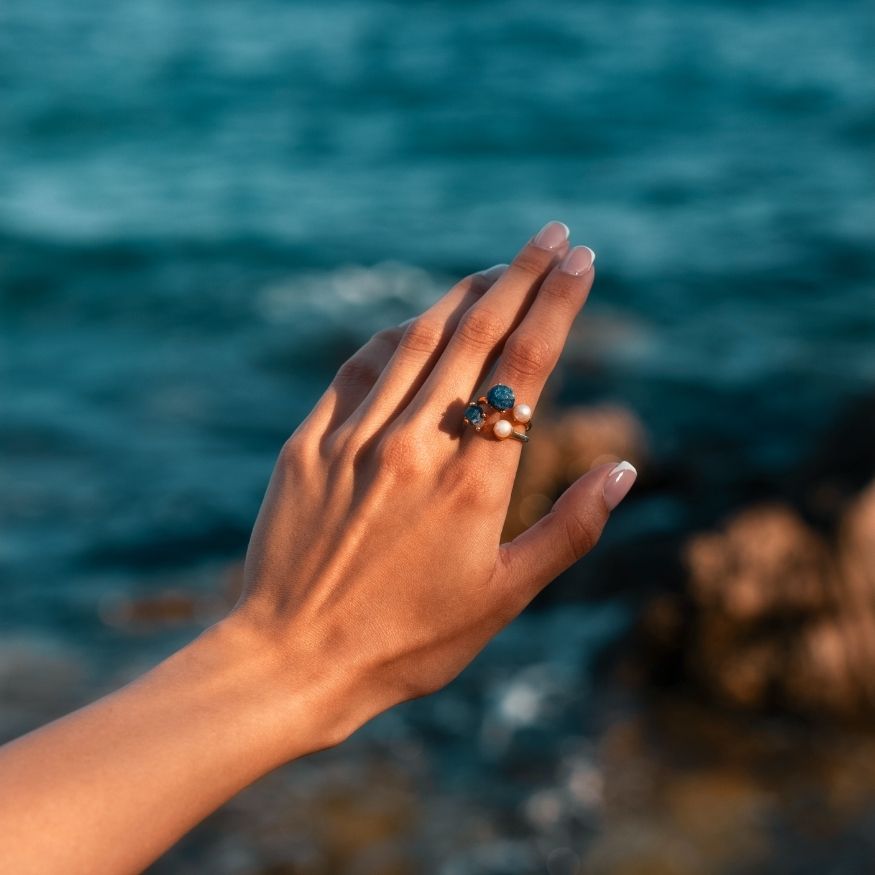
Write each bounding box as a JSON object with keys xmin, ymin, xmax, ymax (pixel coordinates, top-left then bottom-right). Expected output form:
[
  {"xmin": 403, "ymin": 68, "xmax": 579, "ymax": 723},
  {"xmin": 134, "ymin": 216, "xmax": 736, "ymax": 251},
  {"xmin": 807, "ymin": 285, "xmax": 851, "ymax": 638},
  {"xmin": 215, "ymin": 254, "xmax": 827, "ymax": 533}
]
[
  {"xmin": 486, "ymin": 384, "xmax": 515, "ymax": 411},
  {"xmin": 463, "ymin": 403, "xmax": 486, "ymax": 427}
]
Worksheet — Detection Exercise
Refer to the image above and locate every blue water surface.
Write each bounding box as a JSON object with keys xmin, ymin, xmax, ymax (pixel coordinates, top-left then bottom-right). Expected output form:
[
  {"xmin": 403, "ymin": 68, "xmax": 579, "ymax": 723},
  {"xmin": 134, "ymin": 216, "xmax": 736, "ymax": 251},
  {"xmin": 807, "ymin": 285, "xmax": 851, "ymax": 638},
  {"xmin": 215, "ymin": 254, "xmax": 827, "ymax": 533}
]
[{"xmin": 1, "ymin": 0, "xmax": 874, "ymax": 638}]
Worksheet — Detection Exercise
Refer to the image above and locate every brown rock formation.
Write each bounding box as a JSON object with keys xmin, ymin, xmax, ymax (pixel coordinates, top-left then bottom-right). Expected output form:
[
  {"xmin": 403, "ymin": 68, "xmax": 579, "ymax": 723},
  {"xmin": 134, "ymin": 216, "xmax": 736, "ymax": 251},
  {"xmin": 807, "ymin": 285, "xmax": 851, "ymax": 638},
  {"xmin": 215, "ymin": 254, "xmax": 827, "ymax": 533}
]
[{"xmin": 644, "ymin": 481, "xmax": 875, "ymax": 719}]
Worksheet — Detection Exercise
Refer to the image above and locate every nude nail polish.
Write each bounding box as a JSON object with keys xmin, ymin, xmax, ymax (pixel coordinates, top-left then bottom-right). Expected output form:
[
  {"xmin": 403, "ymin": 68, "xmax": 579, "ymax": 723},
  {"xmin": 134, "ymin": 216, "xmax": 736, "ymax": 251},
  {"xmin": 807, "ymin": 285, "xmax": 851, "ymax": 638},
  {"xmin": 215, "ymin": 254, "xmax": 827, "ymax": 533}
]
[
  {"xmin": 532, "ymin": 221, "xmax": 570, "ymax": 251},
  {"xmin": 559, "ymin": 245, "xmax": 596, "ymax": 275},
  {"xmin": 603, "ymin": 461, "xmax": 637, "ymax": 510}
]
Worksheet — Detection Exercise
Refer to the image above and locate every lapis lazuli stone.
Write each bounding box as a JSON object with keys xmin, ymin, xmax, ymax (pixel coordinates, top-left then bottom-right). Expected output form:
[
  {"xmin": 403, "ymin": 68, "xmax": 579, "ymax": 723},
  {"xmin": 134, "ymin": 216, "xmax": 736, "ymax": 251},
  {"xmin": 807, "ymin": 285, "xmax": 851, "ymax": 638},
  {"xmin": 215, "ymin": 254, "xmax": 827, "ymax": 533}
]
[
  {"xmin": 463, "ymin": 403, "xmax": 486, "ymax": 428},
  {"xmin": 486, "ymin": 384, "xmax": 515, "ymax": 411}
]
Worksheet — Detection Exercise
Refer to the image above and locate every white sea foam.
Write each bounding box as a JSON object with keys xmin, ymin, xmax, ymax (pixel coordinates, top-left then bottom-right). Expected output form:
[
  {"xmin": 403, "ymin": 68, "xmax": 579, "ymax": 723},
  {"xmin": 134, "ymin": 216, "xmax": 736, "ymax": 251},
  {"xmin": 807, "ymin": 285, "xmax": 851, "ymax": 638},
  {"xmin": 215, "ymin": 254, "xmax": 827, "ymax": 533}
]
[{"xmin": 257, "ymin": 262, "xmax": 447, "ymax": 335}]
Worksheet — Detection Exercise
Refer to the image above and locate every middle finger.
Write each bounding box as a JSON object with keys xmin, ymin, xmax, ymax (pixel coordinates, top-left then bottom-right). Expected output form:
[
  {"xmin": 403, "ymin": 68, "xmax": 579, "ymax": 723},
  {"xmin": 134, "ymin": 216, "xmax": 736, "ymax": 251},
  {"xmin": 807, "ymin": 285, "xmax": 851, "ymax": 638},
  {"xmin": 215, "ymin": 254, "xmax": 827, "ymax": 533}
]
[{"xmin": 410, "ymin": 220, "xmax": 570, "ymax": 415}]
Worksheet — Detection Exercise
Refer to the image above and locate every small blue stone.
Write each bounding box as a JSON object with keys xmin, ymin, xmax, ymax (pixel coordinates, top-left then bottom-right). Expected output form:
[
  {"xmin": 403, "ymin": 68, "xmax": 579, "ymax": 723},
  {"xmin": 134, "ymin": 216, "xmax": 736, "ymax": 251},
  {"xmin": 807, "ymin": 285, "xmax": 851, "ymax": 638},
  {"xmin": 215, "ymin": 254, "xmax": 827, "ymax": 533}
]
[
  {"xmin": 463, "ymin": 403, "xmax": 486, "ymax": 427},
  {"xmin": 486, "ymin": 384, "xmax": 515, "ymax": 411}
]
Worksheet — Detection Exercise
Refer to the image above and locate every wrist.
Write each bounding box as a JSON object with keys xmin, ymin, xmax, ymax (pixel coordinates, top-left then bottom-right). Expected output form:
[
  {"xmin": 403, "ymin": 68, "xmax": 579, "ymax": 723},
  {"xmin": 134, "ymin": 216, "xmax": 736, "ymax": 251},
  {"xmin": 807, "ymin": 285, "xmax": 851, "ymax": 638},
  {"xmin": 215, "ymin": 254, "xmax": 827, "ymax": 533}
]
[{"xmin": 203, "ymin": 610, "xmax": 373, "ymax": 766}]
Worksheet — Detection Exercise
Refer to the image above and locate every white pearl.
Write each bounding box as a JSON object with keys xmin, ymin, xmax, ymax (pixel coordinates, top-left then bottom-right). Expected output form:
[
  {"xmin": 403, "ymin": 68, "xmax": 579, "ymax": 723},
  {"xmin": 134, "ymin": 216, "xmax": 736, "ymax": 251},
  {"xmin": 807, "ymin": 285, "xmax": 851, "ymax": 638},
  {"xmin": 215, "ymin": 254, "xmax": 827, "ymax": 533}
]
[
  {"xmin": 513, "ymin": 403, "xmax": 532, "ymax": 423},
  {"xmin": 493, "ymin": 419, "xmax": 513, "ymax": 440}
]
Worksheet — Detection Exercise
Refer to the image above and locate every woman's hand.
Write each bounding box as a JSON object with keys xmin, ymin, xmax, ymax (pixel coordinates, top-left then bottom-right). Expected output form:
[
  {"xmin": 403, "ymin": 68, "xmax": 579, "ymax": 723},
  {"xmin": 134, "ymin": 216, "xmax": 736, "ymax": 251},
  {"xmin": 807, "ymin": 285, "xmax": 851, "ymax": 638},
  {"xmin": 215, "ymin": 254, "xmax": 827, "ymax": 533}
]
[
  {"xmin": 232, "ymin": 220, "xmax": 637, "ymax": 749},
  {"xmin": 0, "ymin": 221, "xmax": 636, "ymax": 875}
]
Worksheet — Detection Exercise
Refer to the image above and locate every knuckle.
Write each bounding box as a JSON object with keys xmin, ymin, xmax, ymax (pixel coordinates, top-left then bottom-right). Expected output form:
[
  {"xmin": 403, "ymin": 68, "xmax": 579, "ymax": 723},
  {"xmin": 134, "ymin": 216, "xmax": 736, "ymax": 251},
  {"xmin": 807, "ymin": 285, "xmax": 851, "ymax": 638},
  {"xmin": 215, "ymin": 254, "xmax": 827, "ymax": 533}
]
[
  {"xmin": 335, "ymin": 355, "xmax": 379, "ymax": 388},
  {"xmin": 398, "ymin": 317, "xmax": 444, "ymax": 355},
  {"xmin": 541, "ymin": 274, "xmax": 582, "ymax": 307},
  {"xmin": 564, "ymin": 512, "xmax": 599, "ymax": 558},
  {"xmin": 457, "ymin": 306, "xmax": 506, "ymax": 350},
  {"xmin": 464, "ymin": 266, "xmax": 504, "ymax": 295},
  {"xmin": 466, "ymin": 273, "xmax": 492, "ymax": 294},
  {"xmin": 377, "ymin": 432, "xmax": 429, "ymax": 476},
  {"xmin": 277, "ymin": 436, "xmax": 308, "ymax": 475},
  {"xmin": 510, "ymin": 247, "xmax": 552, "ymax": 280},
  {"xmin": 373, "ymin": 326, "xmax": 404, "ymax": 348},
  {"xmin": 503, "ymin": 332, "xmax": 554, "ymax": 378},
  {"xmin": 449, "ymin": 463, "xmax": 503, "ymax": 509}
]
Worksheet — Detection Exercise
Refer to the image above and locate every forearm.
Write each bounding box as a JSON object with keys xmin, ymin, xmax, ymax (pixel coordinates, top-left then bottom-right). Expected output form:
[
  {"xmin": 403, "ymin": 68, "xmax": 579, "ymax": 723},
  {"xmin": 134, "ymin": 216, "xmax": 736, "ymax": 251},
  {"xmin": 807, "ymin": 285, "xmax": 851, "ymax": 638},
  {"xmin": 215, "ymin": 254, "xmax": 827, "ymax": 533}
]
[{"xmin": 0, "ymin": 617, "xmax": 348, "ymax": 875}]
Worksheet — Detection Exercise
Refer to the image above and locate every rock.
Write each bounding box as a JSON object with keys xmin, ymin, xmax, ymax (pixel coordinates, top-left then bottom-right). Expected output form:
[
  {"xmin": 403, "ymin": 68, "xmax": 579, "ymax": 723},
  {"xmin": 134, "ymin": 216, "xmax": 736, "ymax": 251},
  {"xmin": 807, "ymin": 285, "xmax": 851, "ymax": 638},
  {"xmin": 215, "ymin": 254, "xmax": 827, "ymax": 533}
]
[
  {"xmin": 586, "ymin": 696, "xmax": 875, "ymax": 875},
  {"xmin": 685, "ymin": 505, "xmax": 832, "ymax": 621},
  {"xmin": 639, "ymin": 478, "xmax": 875, "ymax": 719},
  {"xmin": 99, "ymin": 589, "xmax": 202, "ymax": 630},
  {"xmin": 99, "ymin": 564, "xmax": 244, "ymax": 633}
]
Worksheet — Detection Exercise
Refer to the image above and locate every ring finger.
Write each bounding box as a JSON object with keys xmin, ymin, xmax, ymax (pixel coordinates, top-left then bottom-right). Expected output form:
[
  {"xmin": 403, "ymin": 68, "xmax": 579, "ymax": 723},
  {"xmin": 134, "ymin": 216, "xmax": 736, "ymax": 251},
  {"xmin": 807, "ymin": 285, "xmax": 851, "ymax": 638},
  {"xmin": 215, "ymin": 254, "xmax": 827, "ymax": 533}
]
[{"xmin": 465, "ymin": 244, "xmax": 596, "ymax": 461}]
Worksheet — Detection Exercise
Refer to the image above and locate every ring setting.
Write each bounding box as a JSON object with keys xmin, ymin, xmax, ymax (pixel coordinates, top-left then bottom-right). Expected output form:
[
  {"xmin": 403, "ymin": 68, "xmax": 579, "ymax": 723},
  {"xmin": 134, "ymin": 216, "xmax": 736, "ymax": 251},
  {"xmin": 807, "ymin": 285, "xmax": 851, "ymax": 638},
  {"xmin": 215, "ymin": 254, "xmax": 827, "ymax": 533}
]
[
  {"xmin": 463, "ymin": 384, "xmax": 533, "ymax": 443},
  {"xmin": 462, "ymin": 402, "xmax": 487, "ymax": 429}
]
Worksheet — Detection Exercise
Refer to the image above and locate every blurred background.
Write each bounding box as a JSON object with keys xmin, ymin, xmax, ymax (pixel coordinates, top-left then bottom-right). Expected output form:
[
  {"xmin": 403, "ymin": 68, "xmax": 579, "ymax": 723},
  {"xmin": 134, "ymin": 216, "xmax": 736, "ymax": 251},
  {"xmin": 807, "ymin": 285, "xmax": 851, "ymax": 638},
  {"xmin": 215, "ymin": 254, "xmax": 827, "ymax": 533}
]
[{"xmin": 2, "ymin": 0, "xmax": 874, "ymax": 872}]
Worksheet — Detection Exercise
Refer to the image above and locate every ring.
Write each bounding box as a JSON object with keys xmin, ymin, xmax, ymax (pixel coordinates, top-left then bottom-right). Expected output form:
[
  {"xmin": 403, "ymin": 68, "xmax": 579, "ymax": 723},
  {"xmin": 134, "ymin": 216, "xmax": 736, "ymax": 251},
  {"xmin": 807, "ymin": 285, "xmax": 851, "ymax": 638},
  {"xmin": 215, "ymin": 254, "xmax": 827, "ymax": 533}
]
[{"xmin": 462, "ymin": 383, "xmax": 533, "ymax": 443}]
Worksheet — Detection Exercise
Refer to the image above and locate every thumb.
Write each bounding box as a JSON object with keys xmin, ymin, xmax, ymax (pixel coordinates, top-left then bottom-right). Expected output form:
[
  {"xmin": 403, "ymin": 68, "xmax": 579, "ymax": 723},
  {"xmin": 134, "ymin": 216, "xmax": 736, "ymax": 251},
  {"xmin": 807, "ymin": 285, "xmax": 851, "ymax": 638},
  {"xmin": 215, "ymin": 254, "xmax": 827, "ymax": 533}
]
[{"xmin": 498, "ymin": 461, "xmax": 637, "ymax": 597}]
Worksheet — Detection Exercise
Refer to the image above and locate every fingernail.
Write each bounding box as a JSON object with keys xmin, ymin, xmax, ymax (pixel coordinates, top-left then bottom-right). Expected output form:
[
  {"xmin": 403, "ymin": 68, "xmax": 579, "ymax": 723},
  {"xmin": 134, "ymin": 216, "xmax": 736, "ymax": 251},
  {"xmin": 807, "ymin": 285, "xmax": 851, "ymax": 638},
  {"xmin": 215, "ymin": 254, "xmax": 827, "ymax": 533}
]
[
  {"xmin": 532, "ymin": 220, "xmax": 570, "ymax": 251},
  {"xmin": 603, "ymin": 461, "xmax": 637, "ymax": 511},
  {"xmin": 559, "ymin": 245, "xmax": 596, "ymax": 275},
  {"xmin": 476, "ymin": 263, "xmax": 509, "ymax": 281}
]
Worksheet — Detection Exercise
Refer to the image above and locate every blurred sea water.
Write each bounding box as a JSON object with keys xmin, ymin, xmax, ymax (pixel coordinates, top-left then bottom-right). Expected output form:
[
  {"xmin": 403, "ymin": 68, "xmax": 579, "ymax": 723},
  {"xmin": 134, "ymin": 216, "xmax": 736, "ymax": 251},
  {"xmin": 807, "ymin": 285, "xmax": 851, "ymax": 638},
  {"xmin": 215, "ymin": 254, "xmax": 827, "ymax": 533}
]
[
  {"xmin": 3, "ymin": 0, "xmax": 873, "ymax": 633},
  {"xmin": 2, "ymin": 0, "xmax": 875, "ymax": 871}
]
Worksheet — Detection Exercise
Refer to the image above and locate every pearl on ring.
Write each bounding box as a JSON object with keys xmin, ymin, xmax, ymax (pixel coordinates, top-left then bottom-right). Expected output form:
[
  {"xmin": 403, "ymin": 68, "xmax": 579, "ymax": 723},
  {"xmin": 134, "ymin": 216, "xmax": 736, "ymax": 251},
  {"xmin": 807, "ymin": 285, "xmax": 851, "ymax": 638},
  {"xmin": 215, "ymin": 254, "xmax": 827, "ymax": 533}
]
[
  {"xmin": 493, "ymin": 419, "xmax": 513, "ymax": 440},
  {"xmin": 513, "ymin": 403, "xmax": 532, "ymax": 424}
]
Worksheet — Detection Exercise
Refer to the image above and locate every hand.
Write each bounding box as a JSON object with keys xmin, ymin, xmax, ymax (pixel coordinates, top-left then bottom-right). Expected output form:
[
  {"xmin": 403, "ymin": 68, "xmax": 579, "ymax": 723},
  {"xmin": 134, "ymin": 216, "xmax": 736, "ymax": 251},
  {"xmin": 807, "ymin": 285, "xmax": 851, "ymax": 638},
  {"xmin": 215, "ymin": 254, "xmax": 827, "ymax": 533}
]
[
  {"xmin": 231, "ymin": 220, "xmax": 638, "ymax": 750},
  {"xmin": 0, "ymin": 222, "xmax": 637, "ymax": 875}
]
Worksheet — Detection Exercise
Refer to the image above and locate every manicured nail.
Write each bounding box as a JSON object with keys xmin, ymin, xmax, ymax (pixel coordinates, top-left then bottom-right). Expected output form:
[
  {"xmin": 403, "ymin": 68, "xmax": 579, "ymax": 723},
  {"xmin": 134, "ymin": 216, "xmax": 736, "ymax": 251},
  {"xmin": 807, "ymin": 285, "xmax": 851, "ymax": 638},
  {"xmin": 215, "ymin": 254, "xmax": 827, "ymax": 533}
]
[
  {"xmin": 559, "ymin": 245, "xmax": 596, "ymax": 275},
  {"xmin": 476, "ymin": 263, "xmax": 509, "ymax": 281},
  {"xmin": 603, "ymin": 461, "xmax": 637, "ymax": 511},
  {"xmin": 532, "ymin": 221, "xmax": 570, "ymax": 251}
]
